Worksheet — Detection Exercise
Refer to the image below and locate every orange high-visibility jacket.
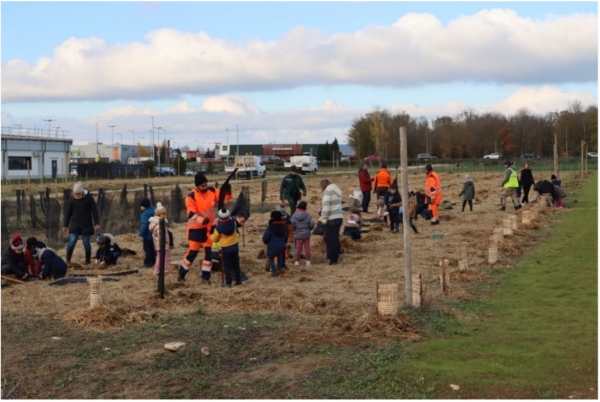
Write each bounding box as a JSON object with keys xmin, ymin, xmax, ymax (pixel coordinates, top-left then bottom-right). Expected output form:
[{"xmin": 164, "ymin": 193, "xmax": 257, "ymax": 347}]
[
  {"xmin": 425, "ymin": 170, "xmax": 442, "ymax": 204},
  {"xmin": 374, "ymin": 168, "xmax": 393, "ymax": 189},
  {"xmin": 185, "ymin": 187, "xmax": 218, "ymax": 242}
]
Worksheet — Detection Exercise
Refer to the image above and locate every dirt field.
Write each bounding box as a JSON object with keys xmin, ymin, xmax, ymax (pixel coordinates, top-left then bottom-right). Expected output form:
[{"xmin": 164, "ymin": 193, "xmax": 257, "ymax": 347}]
[{"xmin": 1, "ymin": 168, "xmax": 574, "ymax": 398}]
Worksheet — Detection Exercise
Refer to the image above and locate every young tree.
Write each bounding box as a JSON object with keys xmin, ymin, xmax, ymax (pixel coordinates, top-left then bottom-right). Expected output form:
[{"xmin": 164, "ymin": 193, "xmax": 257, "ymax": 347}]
[
  {"xmin": 499, "ymin": 124, "xmax": 516, "ymax": 156},
  {"xmin": 369, "ymin": 108, "xmax": 390, "ymax": 160}
]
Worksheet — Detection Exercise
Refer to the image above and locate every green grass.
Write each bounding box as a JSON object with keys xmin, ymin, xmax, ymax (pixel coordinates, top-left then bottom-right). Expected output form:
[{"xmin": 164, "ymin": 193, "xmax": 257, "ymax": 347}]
[{"xmin": 394, "ymin": 173, "xmax": 598, "ymax": 398}]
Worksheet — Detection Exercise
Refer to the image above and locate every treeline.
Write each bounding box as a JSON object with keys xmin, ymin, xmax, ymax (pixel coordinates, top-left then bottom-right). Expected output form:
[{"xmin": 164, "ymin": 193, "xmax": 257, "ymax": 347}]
[{"xmin": 346, "ymin": 101, "xmax": 598, "ymax": 160}]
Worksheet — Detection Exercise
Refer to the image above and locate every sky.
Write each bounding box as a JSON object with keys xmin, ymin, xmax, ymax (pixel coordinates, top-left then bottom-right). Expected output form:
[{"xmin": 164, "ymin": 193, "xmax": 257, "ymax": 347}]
[{"xmin": 1, "ymin": 1, "xmax": 598, "ymax": 150}]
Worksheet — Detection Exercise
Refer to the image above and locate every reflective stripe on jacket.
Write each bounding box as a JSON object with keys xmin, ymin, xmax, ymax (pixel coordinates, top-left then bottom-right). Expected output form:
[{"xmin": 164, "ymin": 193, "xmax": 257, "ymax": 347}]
[{"xmin": 186, "ymin": 187, "xmax": 218, "ymax": 242}]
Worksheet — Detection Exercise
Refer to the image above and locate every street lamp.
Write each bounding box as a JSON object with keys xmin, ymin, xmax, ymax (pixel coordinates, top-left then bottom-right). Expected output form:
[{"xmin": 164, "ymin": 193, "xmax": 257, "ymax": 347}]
[
  {"xmin": 107, "ymin": 125, "xmax": 117, "ymax": 146},
  {"xmin": 129, "ymin": 129, "xmax": 136, "ymax": 157},
  {"xmin": 226, "ymin": 128, "xmax": 229, "ymax": 150},
  {"xmin": 14, "ymin": 124, "xmax": 22, "ymax": 136},
  {"xmin": 43, "ymin": 119, "xmax": 54, "ymax": 136},
  {"xmin": 139, "ymin": 136, "xmax": 145, "ymax": 146},
  {"xmin": 54, "ymin": 127, "xmax": 61, "ymax": 138},
  {"xmin": 116, "ymin": 133, "xmax": 122, "ymax": 143},
  {"xmin": 150, "ymin": 116, "xmax": 155, "ymax": 165},
  {"xmin": 95, "ymin": 123, "xmax": 99, "ymax": 156},
  {"xmin": 236, "ymin": 124, "xmax": 239, "ymax": 156}
]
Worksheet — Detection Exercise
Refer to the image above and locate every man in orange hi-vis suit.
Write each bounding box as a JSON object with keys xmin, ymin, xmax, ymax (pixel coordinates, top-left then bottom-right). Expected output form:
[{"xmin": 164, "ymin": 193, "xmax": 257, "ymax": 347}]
[
  {"xmin": 178, "ymin": 172, "xmax": 219, "ymax": 283},
  {"xmin": 425, "ymin": 164, "xmax": 442, "ymax": 225}
]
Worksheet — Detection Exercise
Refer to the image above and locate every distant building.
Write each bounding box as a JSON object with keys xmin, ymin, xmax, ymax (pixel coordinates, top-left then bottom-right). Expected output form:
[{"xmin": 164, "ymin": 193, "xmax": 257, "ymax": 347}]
[
  {"xmin": 1, "ymin": 129, "xmax": 72, "ymax": 179},
  {"xmin": 73, "ymin": 143, "xmax": 153, "ymax": 163},
  {"xmin": 215, "ymin": 143, "xmax": 354, "ymax": 162}
]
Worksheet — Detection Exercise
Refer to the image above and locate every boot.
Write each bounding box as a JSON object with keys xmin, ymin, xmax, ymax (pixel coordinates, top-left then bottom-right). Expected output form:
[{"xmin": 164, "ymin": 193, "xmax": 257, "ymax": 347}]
[
  {"xmin": 84, "ymin": 250, "xmax": 91, "ymax": 265},
  {"xmin": 177, "ymin": 266, "xmax": 188, "ymax": 282},
  {"xmin": 498, "ymin": 206, "xmax": 505, "ymax": 211},
  {"xmin": 66, "ymin": 249, "xmax": 73, "ymax": 264}
]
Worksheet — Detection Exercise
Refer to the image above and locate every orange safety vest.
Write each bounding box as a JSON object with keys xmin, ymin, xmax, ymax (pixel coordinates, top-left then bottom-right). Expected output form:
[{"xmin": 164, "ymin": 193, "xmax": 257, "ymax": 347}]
[
  {"xmin": 185, "ymin": 187, "xmax": 218, "ymax": 242},
  {"xmin": 374, "ymin": 168, "xmax": 393, "ymax": 188}
]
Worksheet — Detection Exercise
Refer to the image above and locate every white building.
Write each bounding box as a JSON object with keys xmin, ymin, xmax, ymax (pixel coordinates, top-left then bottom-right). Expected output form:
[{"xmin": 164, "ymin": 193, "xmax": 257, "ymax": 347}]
[
  {"xmin": 1, "ymin": 130, "xmax": 72, "ymax": 180},
  {"xmin": 73, "ymin": 143, "xmax": 153, "ymax": 163}
]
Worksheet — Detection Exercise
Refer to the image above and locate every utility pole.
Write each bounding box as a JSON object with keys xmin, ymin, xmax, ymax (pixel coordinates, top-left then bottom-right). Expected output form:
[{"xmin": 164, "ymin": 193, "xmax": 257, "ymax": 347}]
[
  {"xmin": 43, "ymin": 119, "xmax": 54, "ymax": 136},
  {"xmin": 107, "ymin": 125, "xmax": 117, "ymax": 146},
  {"xmin": 129, "ymin": 130, "xmax": 135, "ymax": 157},
  {"xmin": 236, "ymin": 124, "xmax": 239, "ymax": 156},
  {"xmin": 399, "ymin": 126, "xmax": 412, "ymax": 306}
]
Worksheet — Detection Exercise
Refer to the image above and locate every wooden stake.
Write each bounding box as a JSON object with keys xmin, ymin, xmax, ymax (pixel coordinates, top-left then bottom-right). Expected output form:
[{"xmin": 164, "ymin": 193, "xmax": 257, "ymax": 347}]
[
  {"xmin": 1, "ymin": 275, "xmax": 33, "ymax": 285},
  {"xmin": 411, "ymin": 273, "xmax": 422, "ymax": 307},
  {"xmin": 439, "ymin": 259, "xmax": 449, "ymax": 294}
]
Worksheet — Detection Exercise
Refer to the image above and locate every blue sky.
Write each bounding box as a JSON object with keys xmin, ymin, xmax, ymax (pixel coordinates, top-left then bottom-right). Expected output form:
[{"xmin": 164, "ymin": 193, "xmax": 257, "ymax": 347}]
[{"xmin": 1, "ymin": 1, "xmax": 597, "ymax": 150}]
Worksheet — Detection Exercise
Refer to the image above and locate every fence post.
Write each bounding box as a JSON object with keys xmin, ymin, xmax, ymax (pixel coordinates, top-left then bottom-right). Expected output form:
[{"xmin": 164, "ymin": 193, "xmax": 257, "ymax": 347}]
[{"xmin": 158, "ymin": 217, "xmax": 166, "ymax": 298}]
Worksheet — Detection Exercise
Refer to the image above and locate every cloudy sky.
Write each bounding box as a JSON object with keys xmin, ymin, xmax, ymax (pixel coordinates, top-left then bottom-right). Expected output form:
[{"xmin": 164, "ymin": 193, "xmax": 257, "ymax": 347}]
[{"xmin": 1, "ymin": 1, "xmax": 597, "ymax": 150}]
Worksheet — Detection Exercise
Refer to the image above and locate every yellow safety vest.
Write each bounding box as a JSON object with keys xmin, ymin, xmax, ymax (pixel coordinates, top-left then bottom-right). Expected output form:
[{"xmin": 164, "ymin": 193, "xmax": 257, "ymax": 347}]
[{"xmin": 504, "ymin": 168, "xmax": 519, "ymax": 188}]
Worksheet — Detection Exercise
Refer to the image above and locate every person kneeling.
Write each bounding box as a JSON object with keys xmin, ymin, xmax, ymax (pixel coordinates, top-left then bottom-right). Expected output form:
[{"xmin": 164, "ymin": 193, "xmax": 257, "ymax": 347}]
[
  {"xmin": 34, "ymin": 247, "xmax": 67, "ymax": 280},
  {"xmin": 95, "ymin": 233, "xmax": 122, "ymax": 267},
  {"xmin": 343, "ymin": 213, "xmax": 362, "ymax": 241}
]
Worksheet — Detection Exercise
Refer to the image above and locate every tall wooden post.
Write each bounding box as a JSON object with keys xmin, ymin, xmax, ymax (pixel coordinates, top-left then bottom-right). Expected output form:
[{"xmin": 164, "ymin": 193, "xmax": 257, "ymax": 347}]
[
  {"xmin": 158, "ymin": 217, "xmax": 165, "ymax": 298},
  {"xmin": 553, "ymin": 132, "xmax": 559, "ymax": 179},
  {"xmin": 581, "ymin": 141, "xmax": 586, "ymax": 181},
  {"xmin": 399, "ymin": 127, "xmax": 412, "ymax": 306}
]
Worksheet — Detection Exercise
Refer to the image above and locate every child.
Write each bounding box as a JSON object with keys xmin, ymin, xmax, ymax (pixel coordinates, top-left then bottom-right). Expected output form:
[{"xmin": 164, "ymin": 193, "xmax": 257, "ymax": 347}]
[
  {"xmin": 34, "ymin": 247, "xmax": 67, "ymax": 279},
  {"xmin": 291, "ymin": 201, "xmax": 315, "ymax": 266},
  {"xmin": 276, "ymin": 204, "xmax": 295, "ymax": 263},
  {"xmin": 377, "ymin": 196, "xmax": 388, "ymax": 222},
  {"xmin": 262, "ymin": 210, "xmax": 287, "ymax": 277},
  {"xmin": 149, "ymin": 202, "xmax": 169, "ymax": 276},
  {"xmin": 25, "ymin": 237, "xmax": 45, "ymax": 278},
  {"xmin": 385, "ymin": 184, "xmax": 402, "ymax": 233},
  {"xmin": 398, "ymin": 192, "xmax": 419, "ymax": 234},
  {"xmin": 94, "ymin": 233, "xmax": 122, "ymax": 266},
  {"xmin": 551, "ymin": 175, "xmax": 564, "ymax": 208},
  {"xmin": 458, "ymin": 174, "xmax": 475, "ymax": 212},
  {"xmin": 343, "ymin": 213, "xmax": 361, "ymax": 240},
  {"xmin": 414, "ymin": 191, "xmax": 432, "ymax": 220},
  {"xmin": 138, "ymin": 198, "xmax": 156, "ymax": 268},
  {"xmin": 211, "ymin": 208, "xmax": 242, "ymax": 287},
  {"xmin": 1, "ymin": 235, "xmax": 30, "ymax": 280}
]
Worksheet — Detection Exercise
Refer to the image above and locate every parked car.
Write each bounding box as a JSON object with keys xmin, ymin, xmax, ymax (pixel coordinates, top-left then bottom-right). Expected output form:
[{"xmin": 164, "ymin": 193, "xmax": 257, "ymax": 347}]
[
  {"xmin": 364, "ymin": 155, "xmax": 381, "ymax": 161},
  {"xmin": 417, "ymin": 153, "xmax": 437, "ymax": 161},
  {"xmin": 520, "ymin": 153, "xmax": 538, "ymax": 159},
  {"xmin": 184, "ymin": 169, "xmax": 195, "ymax": 176},
  {"xmin": 261, "ymin": 155, "xmax": 284, "ymax": 164},
  {"xmin": 484, "ymin": 152, "xmax": 502, "ymax": 159},
  {"xmin": 587, "ymin": 152, "xmax": 598, "ymax": 158}
]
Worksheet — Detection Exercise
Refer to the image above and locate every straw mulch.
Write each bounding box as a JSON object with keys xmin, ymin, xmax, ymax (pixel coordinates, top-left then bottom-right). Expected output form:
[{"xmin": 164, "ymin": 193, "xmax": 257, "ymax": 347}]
[{"xmin": 1, "ymin": 169, "xmax": 567, "ymax": 341}]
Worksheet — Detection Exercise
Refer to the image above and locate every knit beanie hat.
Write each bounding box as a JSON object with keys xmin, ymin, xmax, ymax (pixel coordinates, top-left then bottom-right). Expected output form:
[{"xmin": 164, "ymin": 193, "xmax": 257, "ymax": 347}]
[
  {"xmin": 195, "ymin": 172, "xmax": 208, "ymax": 186},
  {"xmin": 218, "ymin": 208, "xmax": 231, "ymax": 220},
  {"xmin": 276, "ymin": 204, "xmax": 288, "ymax": 219},
  {"xmin": 26, "ymin": 237, "xmax": 38, "ymax": 248},
  {"xmin": 297, "ymin": 201, "xmax": 307, "ymax": 210},
  {"xmin": 11, "ymin": 235, "xmax": 24, "ymax": 251},
  {"xmin": 73, "ymin": 181, "xmax": 84, "ymax": 193},
  {"xmin": 155, "ymin": 202, "xmax": 167, "ymax": 216},
  {"xmin": 290, "ymin": 165, "xmax": 298, "ymax": 172},
  {"xmin": 140, "ymin": 198, "xmax": 151, "ymax": 208},
  {"xmin": 464, "ymin": 174, "xmax": 472, "ymax": 183},
  {"xmin": 270, "ymin": 210, "xmax": 282, "ymax": 221},
  {"xmin": 425, "ymin": 164, "xmax": 433, "ymax": 172}
]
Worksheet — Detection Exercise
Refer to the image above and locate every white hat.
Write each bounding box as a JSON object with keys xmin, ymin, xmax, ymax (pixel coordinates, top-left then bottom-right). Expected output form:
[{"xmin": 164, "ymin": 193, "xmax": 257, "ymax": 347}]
[
  {"xmin": 155, "ymin": 202, "xmax": 167, "ymax": 216},
  {"xmin": 218, "ymin": 208, "xmax": 231, "ymax": 220},
  {"xmin": 73, "ymin": 181, "xmax": 84, "ymax": 193}
]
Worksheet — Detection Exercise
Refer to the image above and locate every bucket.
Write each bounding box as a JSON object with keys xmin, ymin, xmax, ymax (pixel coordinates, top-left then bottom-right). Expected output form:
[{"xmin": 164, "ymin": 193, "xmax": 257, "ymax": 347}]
[{"xmin": 376, "ymin": 283, "xmax": 399, "ymax": 316}]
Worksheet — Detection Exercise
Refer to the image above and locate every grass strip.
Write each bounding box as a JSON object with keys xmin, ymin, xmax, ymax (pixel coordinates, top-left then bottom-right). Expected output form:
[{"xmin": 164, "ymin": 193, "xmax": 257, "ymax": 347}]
[{"xmin": 395, "ymin": 173, "xmax": 598, "ymax": 399}]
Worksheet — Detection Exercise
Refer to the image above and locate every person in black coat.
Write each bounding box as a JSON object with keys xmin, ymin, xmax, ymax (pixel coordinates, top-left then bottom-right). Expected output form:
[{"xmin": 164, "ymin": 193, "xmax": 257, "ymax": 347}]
[
  {"xmin": 414, "ymin": 191, "xmax": 432, "ymax": 220},
  {"xmin": 533, "ymin": 179, "xmax": 556, "ymax": 206},
  {"xmin": 94, "ymin": 233, "xmax": 122, "ymax": 266},
  {"xmin": 34, "ymin": 247, "xmax": 67, "ymax": 280},
  {"xmin": 1, "ymin": 235, "xmax": 30, "ymax": 280},
  {"xmin": 63, "ymin": 182, "xmax": 100, "ymax": 265},
  {"xmin": 520, "ymin": 163, "xmax": 535, "ymax": 204},
  {"xmin": 385, "ymin": 184, "xmax": 402, "ymax": 233}
]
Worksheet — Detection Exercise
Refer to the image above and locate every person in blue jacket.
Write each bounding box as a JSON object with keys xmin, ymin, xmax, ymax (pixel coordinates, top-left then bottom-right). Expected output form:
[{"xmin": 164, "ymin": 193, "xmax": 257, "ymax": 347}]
[
  {"xmin": 34, "ymin": 247, "xmax": 67, "ymax": 279},
  {"xmin": 262, "ymin": 210, "xmax": 287, "ymax": 277},
  {"xmin": 138, "ymin": 198, "xmax": 156, "ymax": 268}
]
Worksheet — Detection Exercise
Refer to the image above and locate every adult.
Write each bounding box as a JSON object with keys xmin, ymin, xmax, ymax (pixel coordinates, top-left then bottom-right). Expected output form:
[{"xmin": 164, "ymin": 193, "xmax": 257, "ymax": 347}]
[
  {"xmin": 178, "ymin": 172, "xmax": 219, "ymax": 283},
  {"xmin": 424, "ymin": 164, "xmax": 443, "ymax": 225},
  {"xmin": 358, "ymin": 163, "xmax": 374, "ymax": 213},
  {"xmin": 1, "ymin": 235, "xmax": 29, "ymax": 280},
  {"xmin": 373, "ymin": 163, "xmax": 393, "ymax": 202},
  {"xmin": 319, "ymin": 179, "xmax": 343, "ymax": 265},
  {"xmin": 279, "ymin": 165, "xmax": 307, "ymax": 216},
  {"xmin": 533, "ymin": 179, "xmax": 558, "ymax": 207},
  {"xmin": 499, "ymin": 160, "xmax": 522, "ymax": 211},
  {"xmin": 138, "ymin": 198, "xmax": 156, "ymax": 268},
  {"xmin": 520, "ymin": 163, "xmax": 535, "ymax": 204},
  {"xmin": 63, "ymin": 181, "xmax": 100, "ymax": 265}
]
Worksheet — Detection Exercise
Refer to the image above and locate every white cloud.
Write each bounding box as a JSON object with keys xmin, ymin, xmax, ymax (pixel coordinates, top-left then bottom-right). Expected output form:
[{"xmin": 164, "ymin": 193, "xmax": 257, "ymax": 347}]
[{"xmin": 2, "ymin": 9, "xmax": 596, "ymax": 102}]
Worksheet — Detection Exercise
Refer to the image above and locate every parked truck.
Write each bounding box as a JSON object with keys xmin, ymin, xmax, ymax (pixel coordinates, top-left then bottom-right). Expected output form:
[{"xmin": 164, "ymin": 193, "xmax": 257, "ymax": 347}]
[
  {"xmin": 284, "ymin": 155, "xmax": 318, "ymax": 174},
  {"xmin": 225, "ymin": 156, "xmax": 266, "ymax": 179}
]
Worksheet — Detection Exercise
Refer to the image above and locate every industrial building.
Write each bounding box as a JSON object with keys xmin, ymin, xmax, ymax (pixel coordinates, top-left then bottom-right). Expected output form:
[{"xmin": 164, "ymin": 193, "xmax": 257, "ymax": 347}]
[
  {"xmin": 72, "ymin": 143, "xmax": 153, "ymax": 163},
  {"xmin": 1, "ymin": 127, "xmax": 72, "ymax": 180}
]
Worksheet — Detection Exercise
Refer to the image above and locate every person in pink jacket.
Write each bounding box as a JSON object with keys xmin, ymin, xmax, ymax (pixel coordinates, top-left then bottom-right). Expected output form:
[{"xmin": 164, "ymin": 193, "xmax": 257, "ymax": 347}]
[{"xmin": 148, "ymin": 202, "xmax": 170, "ymax": 276}]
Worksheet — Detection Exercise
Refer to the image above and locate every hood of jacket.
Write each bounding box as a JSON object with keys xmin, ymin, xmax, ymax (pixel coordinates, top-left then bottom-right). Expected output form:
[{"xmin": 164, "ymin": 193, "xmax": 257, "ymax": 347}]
[
  {"xmin": 292, "ymin": 210, "xmax": 311, "ymax": 223},
  {"xmin": 215, "ymin": 218, "xmax": 236, "ymax": 236},
  {"xmin": 325, "ymin": 183, "xmax": 342, "ymax": 198}
]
